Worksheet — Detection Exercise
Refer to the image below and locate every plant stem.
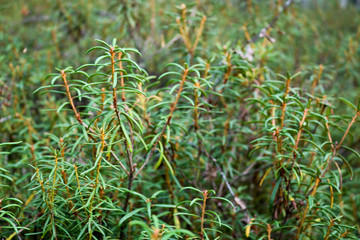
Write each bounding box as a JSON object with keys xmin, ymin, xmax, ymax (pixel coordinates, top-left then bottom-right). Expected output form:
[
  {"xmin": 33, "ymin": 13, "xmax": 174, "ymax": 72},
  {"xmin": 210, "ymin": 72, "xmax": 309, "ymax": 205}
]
[
  {"xmin": 200, "ymin": 190, "xmax": 208, "ymax": 240},
  {"xmin": 134, "ymin": 67, "xmax": 189, "ymax": 178}
]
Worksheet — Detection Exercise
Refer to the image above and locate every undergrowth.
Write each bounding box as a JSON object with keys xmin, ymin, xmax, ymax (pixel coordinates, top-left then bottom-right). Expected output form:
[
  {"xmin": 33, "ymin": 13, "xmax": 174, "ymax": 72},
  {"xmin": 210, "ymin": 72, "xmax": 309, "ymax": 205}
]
[{"xmin": 1, "ymin": 0, "xmax": 360, "ymax": 239}]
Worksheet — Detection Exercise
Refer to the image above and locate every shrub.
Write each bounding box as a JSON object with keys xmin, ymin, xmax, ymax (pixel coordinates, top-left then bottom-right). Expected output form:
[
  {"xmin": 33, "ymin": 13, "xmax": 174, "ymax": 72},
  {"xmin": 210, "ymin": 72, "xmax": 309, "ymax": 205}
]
[{"xmin": 1, "ymin": 1, "xmax": 360, "ymax": 239}]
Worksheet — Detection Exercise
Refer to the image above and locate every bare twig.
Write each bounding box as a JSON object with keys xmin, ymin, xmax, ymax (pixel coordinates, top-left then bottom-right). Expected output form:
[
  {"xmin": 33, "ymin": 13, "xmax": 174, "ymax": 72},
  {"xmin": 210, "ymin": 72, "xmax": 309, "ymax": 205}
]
[
  {"xmin": 201, "ymin": 144, "xmax": 251, "ymax": 224},
  {"xmin": 163, "ymin": 35, "xmax": 182, "ymax": 49},
  {"xmin": 7, "ymin": 214, "xmax": 40, "ymax": 240},
  {"xmin": 111, "ymin": 151, "xmax": 129, "ymax": 176},
  {"xmin": 247, "ymin": 0, "xmax": 295, "ymax": 44},
  {"xmin": 230, "ymin": 162, "xmax": 273, "ymax": 185},
  {"xmin": 232, "ymin": 0, "xmax": 295, "ymax": 49}
]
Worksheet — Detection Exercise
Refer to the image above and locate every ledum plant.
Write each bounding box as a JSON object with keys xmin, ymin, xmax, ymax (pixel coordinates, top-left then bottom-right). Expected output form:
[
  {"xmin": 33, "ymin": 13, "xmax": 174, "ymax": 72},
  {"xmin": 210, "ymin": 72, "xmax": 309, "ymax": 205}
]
[
  {"xmin": 2, "ymin": 1, "xmax": 360, "ymax": 240},
  {"xmin": 9, "ymin": 37, "xmax": 359, "ymax": 239},
  {"xmin": 29, "ymin": 39, "xmax": 234, "ymax": 239},
  {"xmin": 246, "ymin": 73, "xmax": 360, "ymax": 239}
]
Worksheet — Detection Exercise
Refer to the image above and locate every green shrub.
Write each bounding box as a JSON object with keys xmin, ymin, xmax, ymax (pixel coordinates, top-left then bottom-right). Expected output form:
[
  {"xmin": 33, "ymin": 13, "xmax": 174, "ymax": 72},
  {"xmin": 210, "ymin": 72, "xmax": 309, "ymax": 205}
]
[{"xmin": 1, "ymin": 1, "xmax": 360, "ymax": 239}]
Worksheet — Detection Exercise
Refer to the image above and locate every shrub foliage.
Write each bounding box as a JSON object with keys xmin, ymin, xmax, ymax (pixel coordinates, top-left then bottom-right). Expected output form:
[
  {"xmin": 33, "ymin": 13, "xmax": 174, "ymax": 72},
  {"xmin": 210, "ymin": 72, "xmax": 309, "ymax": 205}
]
[{"xmin": 1, "ymin": 1, "xmax": 360, "ymax": 239}]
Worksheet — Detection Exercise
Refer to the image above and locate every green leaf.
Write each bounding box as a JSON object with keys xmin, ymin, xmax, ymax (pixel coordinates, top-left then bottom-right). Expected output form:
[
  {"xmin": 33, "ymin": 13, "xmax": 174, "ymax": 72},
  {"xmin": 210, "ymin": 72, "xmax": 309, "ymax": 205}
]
[
  {"xmin": 340, "ymin": 145, "xmax": 360, "ymax": 160},
  {"xmin": 308, "ymin": 195, "xmax": 314, "ymax": 210},
  {"xmin": 210, "ymin": 196, "xmax": 234, "ymax": 208},
  {"xmin": 290, "ymin": 71, "xmax": 302, "ymax": 79},
  {"xmin": 57, "ymin": 102, "xmax": 69, "ymax": 113},
  {"xmin": 180, "ymin": 186, "xmax": 203, "ymax": 194},
  {"xmin": 0, "ymin": 216, "xmax": 19, "ymax": 233},
  {"xmin": 339, "ymin": 97, "xmax": 356, "ymax": 111},
  {"xmin": 162, "ymin": 229, "xmax": 196, "ymax": 239},
  {"xmin": 336, "ymin": 153, "xmax": 354, "ymax": 180},
  {"xmin": 118, "ymin": 208, "xmax": 145, "ymax": 226},
  {"xmin": 270, "ymin": 178, "xmax": 281, "ymax": 213},
  {"xmin": 0, "ymin": 141, "xmax": 22, "ymax": 147},
  {"xmin": 302, "ymin": 139, "xmax": 325, "ymax": 155},
  {"xmin": 113, "ymin": 71, "xmax": 118, "ymax": 88},
  {"xmin": 119, "ymin": 117, "xmax": 132, "ymax": 152}
]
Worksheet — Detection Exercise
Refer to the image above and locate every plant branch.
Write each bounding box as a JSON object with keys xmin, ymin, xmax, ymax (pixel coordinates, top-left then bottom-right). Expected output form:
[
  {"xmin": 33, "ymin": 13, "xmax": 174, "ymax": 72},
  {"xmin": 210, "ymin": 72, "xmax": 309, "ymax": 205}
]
[
  {"xmin": 61, "ymin": 70, "xmax": 129, "ymax": 176},
  {"xmin": 134, "ymin": 67, "xmax": 189, "ymax": 178}
]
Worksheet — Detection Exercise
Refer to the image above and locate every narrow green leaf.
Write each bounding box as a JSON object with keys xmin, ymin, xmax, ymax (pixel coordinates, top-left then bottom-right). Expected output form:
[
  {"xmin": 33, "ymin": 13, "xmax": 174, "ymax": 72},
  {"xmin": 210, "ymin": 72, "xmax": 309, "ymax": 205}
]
[
  {"xmin": 270, "ymin": 178, "xmax": 281, "ymax": 213},
  {"xmin": 118, "ymin": 208, "xmax": 145, "ymax": 226},
  {"xmin": 339, "ymin": 97, "xmax": 356, "ymax": 111}
]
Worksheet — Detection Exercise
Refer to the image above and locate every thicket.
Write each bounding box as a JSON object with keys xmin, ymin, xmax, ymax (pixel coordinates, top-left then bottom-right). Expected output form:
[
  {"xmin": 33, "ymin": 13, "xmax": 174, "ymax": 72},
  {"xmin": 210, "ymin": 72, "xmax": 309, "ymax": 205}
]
[{"xmin": 1, "ymin": 0, "xmax": 360, "ymax": 239}]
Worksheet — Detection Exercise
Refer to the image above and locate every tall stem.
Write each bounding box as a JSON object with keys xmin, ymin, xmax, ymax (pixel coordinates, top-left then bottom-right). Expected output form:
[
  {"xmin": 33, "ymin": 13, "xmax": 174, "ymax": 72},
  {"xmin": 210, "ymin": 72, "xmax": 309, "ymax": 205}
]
[{"xmin": 134, "ymin": 67, "xmax": 189, "ymax": 178}]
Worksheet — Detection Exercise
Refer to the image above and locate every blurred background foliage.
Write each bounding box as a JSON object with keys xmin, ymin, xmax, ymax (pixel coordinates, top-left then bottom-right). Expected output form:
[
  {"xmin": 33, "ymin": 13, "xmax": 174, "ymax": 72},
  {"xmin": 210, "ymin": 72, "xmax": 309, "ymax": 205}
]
[
  {"xmin": 1, "ymin": 0, "xmax": 360, "ymax": 239},
  {"xmin": 1, "ymin": 0, "xmax": 359, "ymax": 113},
  {"xmin": 1, "ymin": 0, "xmax": 359, "ymax": 97}
]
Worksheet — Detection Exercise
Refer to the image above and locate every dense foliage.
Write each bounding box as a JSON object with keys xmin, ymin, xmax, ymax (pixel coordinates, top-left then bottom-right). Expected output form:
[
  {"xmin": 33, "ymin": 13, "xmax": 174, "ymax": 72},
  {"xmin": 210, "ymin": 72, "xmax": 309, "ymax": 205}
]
[{"xmin": 1, "ymin": 1, "xmax": 360, "ymax": 239}]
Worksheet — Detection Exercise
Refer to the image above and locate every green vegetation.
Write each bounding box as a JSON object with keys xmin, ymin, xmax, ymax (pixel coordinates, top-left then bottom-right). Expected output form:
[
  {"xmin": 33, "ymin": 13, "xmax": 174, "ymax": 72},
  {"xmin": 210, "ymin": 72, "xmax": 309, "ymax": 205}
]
[{"xmin": 1, "ymin": 0, "xmax": 360, "ymax": 239}]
